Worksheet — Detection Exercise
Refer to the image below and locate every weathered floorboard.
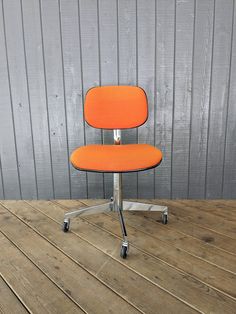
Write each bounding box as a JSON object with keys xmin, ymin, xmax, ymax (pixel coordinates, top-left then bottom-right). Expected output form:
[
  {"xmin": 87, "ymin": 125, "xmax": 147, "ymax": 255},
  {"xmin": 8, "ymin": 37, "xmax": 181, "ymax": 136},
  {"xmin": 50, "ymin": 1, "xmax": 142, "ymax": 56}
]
[
  {"xmin": 1, "ymin": 199, "xmax": 236, "ymax": 313},
  {"xmin": 0, "ymin": 276, "xmax": 28, "ymax": 314},
  {"xmin": 160, "ymin": 200, "xmax": 236, "ymax": 239},
  {"xmin": 107, "ymin": 209, "xmax": 236, "ymax": 273},
  {"xmin": 1, "ymin": 201, "xmax": 196, "ymax": 314},
  {"xmin": 0, "ymin": 203, "xmax": 137, "ymax": 314},
  {"xmin": 76, "ymin": 200, "xmax": 236, "ymax": 299},
  {"xmin": 0, "ymin": 232, "xmax": 82, "ymax": 313},
  {"xmin": 178, "ymin": 199, "xmax": 236, "ymax": 222}
]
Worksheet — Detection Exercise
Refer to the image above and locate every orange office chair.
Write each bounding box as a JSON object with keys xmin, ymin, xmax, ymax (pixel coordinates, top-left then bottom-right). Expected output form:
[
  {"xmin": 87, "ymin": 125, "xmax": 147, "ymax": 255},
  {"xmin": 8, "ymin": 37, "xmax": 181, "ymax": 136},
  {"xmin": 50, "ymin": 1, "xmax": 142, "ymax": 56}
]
[{"xmin": 62, "ymin": 86, "xmax": 168, "ymax": 258}]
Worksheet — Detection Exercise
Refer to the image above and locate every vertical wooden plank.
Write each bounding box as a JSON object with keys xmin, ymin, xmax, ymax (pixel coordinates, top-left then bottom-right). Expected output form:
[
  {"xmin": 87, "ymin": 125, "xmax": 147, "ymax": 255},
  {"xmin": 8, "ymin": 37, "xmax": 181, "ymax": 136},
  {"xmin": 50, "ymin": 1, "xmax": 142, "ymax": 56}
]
[
  {"xmin": 60, "ymin": 0, "xmax": 87, "ymax": 198},
  {"xmin": 155, "ymin": 0, "xmax": 175, "ymax": 199},
  {"xmin": 0, "ymin": 0, "xmax": 21, "ymax": 199},
  {"xmin": 22, "ymin": 0, "xmax": 54, "ymax": 199},
  {"xmin": 98, "ymin": 0, "xmax": 118, "ymax": 198},
  {"xmin": 2, "ymin": 0, "xmax": 37, "ymax": 199},
  {"xmin": 79, "ymin": 0, "xmax": 104, "ymax": 198},
  {"xmin": 118, "ymin": 0, "xmax": 138, "ymax": 198},
  {"xmin": 223, "ymin": 1, "xmax": 236, "ymax": 199},
  {"xmin": 0, "ymin": 157, "xmax": 4, "ymax": 199},
  {"xmin": 137, "ymin": 0, "xmax": 155, "ymax": 198},
  {"xmin": 188, "ymin": 0, "xmax": 214, "ymax": 199},
  {"xmin": 172, "ymin": 0, "xmax": 194, "ymax": 198},
  {"xmin": 0, "ymin": 0, "xmax": 235, "ymax": 200},
  {"xmin": 206, "ymin": 0, "xmax": 234, "ymax": 198},
  {"xmin": 40, "ymin": 0, "xmax": 70, "ymax": 198}
]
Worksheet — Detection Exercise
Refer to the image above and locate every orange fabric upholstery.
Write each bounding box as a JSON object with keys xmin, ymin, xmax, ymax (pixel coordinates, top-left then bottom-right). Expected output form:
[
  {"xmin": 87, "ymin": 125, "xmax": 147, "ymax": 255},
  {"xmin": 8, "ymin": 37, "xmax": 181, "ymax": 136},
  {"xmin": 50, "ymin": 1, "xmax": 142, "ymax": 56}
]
[
  {"xmin": 85, "ymin": 86, "xmax": 148, "ymax": 129},
  {"xmin": 70, "ymin": 144, "xmax": 162, "ymax": 173}
]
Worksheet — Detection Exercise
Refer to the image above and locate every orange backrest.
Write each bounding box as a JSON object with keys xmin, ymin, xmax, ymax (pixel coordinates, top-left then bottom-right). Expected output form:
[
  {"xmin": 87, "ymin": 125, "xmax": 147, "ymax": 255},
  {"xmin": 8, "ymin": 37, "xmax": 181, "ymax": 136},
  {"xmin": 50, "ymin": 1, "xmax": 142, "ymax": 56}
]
[{"xmin": 84, "ymin": 85, "xmax": 148, "ymax": 129}]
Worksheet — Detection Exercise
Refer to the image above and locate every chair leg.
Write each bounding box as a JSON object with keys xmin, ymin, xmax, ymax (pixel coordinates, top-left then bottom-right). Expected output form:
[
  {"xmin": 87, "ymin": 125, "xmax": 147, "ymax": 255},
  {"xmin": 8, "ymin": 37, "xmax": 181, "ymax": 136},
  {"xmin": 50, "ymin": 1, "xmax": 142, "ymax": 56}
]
[
  {"xmin": 113, "ymin": 173, "xmax": 129, "ymax": 258},
  {"xmin": 62, "ymin": 202, "xmax": 111, "ymax": 232},
  {"xmin": 122, "ymin": 201, "xmax": 168, "ymax": 224}
]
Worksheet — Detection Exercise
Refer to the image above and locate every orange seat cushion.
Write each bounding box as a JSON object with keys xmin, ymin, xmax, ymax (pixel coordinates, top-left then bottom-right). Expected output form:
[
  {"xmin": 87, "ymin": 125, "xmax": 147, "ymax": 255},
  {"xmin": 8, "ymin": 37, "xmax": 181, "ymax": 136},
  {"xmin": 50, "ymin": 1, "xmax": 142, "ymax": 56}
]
[
  {"xmin": 70, "ymin": 144, "xmax": 162, "ymax": 173},
  {"xmin": 85, "ymin": 86, "xmax": 148, "ymax": 129}
]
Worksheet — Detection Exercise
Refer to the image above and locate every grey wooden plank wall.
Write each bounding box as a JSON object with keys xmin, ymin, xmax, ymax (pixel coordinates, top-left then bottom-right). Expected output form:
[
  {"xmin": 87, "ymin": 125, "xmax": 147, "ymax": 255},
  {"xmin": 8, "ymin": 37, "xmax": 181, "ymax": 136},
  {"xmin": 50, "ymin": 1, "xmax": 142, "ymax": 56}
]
[{"xmin": 0, "ymin": 0, "xmax": 235, "ymax": 200}]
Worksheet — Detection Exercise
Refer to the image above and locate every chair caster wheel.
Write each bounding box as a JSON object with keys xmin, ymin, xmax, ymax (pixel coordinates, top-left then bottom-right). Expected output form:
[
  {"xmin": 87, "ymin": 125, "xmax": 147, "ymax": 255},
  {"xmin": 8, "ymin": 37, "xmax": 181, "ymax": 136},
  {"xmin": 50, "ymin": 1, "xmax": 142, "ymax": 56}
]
[
  {"xmin": 120, "ymin": 241, "xmax": 129, "ymax": 259},
  {"xmin": 63, "ymin": 219, "xmax": 70, "ymax": 232},
  {"xmin": 120, "ymin": 246, "xmax": 128, "ymax": 259},
  {"xmin": 109, "ymin": 197, "xmax": 113, "ymax": 210},
  {"xmin": 162, "ymin": 213, "xmax": 168, "ymax": 225}
]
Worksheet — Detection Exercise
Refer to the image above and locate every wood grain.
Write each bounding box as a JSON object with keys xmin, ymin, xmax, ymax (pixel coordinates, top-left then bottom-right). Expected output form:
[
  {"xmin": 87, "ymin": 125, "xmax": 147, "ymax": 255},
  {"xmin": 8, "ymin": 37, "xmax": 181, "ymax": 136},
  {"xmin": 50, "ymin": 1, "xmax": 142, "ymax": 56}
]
[
  {"xmin": 2, "ymin": 0, "xmax": 37, "ymax": 198},
  {"xmin": 137, "ymin": 0, "xmax": 155, "ymax": 198},
  {"xmin": 223, "ymin": 0, "xmax": 236, "ymax": 198},
  {"xmin": 40, "ymin": 0, "xmax": 70, "ymax": 198},
  {"xmin": 172, "ymin": 0, "xmax": 194, "ymax": 198},
  {"xmin": 188, "ymin": 0, "xmax": 214, "ymax": 198},
  {"xmin": 106, "ymin": 210, "xmax": 236, "ymax": 274},
  {"xmin": 206, "ymin": 0, "xmax": 234, "ymax": 198},
  {"xmin": 155, "ymin": 0, "xmax": 175, "ymax": 198},
  {"xmin": 60, "ymin": 0, "xmax": 87, "ymax": 198},
  {"xmin": 22, "ymin": 0, "xmax": 54, "ymax": 198},
  {"xmin": 78, "ymin": 204, "xmax": 236, "ymax": 299},
  {"xmin": 118, "ymin": 0, "xmax": 138, "ymax": 198},
  {"xmin": 0, "ymin": 0, "xmax": 20, "ymax": 199},
  {"xmin": 0, "ymin": 158, "xmax": 4, "ymax": 199},
  {"xmin": 98, "ymin": 0, "xmax": 118, "ymax": 199},
  {"xmin": 160, "ymin": 200, "xmax": 236, "ymax": 239},
  {"xmin": 0, "ymin": 203, "xmax": 137, "ymax": 314},
  {"xmin": 1, "ymin": 199, "xmax": 236, "ymax": 312},
  {"xmin": 1, "ymin": 200, "xmax": 196, "ymax": 314},
  {"xmin": 0, "ymin": 276, "xmax": 28, "ymax": 314},
  {"xmin": 1, "ymin": 0, "xmax": 236, "ymax": 200},
  {"xmin": 56, "ymin": 199, "xmax": 236, "ymax": 313},
  {"xmin": 0, "ymin": 232, "xmax": 82, "ymax": 313},
  {"xmin": 178, "ymin": 199, "xmax": 236, "ymax": 222},
  {"xmin": 79, "ymin": 0, "xmax": 104, "ymax": 198}
]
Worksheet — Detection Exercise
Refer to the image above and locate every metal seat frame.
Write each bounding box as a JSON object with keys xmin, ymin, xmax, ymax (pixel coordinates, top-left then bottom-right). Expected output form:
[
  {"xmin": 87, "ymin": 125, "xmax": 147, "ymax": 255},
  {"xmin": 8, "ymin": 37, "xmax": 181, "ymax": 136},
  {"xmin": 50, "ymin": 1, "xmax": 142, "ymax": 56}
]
[{"xmin": 63, "ymin": 130, "xmax": 168, "ymax": 257}]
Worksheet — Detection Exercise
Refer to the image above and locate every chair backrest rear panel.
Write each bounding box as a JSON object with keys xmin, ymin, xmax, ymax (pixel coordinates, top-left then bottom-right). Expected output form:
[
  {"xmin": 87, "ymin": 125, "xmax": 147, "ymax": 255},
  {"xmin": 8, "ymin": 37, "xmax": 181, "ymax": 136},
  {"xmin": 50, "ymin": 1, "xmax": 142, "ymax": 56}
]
[{"xmin": 84, "ymin": 85, "xmax": 148, "ymax": 129}]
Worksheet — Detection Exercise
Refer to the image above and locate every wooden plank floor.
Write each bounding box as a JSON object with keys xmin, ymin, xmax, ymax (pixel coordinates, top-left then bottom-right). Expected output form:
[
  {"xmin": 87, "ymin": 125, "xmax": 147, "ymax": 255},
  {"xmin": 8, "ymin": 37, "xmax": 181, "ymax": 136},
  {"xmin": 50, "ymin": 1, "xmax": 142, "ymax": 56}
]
[{"xmin": 0, "ymin": 200, "xmax": 236, "ymax": 314}]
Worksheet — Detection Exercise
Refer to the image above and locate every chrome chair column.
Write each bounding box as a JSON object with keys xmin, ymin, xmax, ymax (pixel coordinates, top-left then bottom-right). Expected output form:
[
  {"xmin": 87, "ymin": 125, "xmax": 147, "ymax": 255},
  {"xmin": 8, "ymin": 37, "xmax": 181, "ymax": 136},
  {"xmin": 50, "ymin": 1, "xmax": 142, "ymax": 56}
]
[{"xmin": 112, "ymin": 129, "xmax": 129, "ymax": 257}]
